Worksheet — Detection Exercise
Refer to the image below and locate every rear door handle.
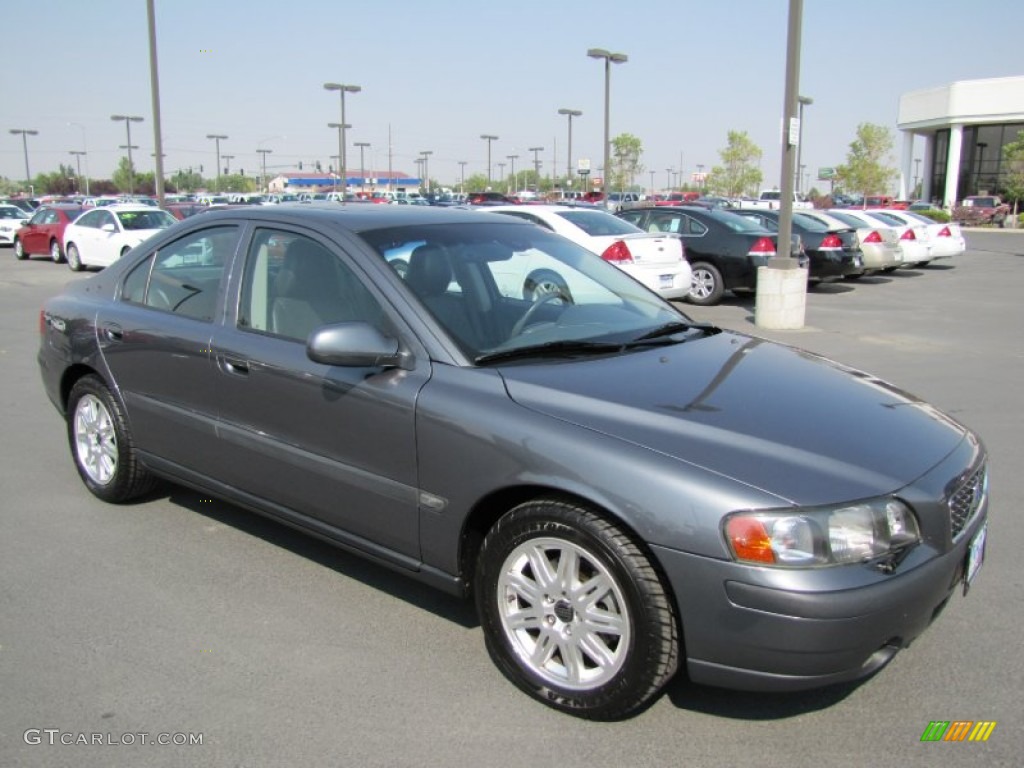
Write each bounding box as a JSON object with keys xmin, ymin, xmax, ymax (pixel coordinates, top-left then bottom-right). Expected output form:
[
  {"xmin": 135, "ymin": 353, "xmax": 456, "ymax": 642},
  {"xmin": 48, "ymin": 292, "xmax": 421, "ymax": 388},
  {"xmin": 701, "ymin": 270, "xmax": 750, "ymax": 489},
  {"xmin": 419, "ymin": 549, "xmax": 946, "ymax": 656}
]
[
  {"xmin": 218, "ymin": 356, "xmax": 250, "ymax": 376},
  {"xmin": 102, "ymin": 323, "xmax": 123, "ymax": 341}
]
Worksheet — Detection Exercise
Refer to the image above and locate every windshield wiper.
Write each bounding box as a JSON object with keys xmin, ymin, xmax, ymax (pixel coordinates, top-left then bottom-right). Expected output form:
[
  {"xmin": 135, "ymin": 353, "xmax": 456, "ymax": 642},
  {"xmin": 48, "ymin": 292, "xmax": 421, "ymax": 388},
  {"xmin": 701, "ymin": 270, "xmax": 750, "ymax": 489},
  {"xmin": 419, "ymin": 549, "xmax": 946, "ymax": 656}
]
[
  {"xmin": 626, "ymin": 321, "xmax": 719, "ymax": 346},
  {"xmin": 474, "ymin": 340, "xmax": 624, "ymax": 365}
]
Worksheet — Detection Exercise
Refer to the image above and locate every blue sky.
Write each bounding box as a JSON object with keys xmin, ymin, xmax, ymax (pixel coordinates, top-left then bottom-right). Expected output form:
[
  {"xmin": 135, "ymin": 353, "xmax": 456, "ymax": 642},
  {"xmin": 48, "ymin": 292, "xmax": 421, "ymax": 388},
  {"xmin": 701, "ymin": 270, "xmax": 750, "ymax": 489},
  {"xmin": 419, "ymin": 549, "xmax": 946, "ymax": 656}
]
[{"xmin": 3, "ymin": 0, "xmax": 1022, "ymax": 192}]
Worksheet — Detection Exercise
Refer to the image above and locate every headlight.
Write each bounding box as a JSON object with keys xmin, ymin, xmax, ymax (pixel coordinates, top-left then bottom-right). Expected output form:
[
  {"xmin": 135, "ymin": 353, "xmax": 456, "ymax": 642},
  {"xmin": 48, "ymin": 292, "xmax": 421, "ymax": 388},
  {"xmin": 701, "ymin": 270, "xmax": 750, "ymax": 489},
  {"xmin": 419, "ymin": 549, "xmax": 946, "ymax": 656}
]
[{"xmin": 724, "ymin": 498, "xmax": 920, "ymax": 567}]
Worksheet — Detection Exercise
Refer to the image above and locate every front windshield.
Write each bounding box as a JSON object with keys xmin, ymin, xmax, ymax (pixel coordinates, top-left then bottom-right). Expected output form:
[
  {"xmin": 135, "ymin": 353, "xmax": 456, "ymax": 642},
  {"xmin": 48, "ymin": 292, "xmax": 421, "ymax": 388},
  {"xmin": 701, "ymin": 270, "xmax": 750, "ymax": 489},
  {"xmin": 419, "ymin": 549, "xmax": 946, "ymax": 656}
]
[
  {"xmin": 360, "ymin": 221, "xmax": 688, "ymax": 362},
  {"xmin": 117, "ymin": 209, "xmax": 177, "ymax": 230}
]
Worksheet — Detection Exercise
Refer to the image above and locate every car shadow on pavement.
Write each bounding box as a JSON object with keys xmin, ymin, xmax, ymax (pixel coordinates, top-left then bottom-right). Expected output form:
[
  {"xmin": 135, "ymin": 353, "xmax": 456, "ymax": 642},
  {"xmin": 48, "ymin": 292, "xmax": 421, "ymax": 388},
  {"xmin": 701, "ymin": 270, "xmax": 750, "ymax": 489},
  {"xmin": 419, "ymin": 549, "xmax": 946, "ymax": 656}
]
[
  {"xmin": 165, "ymin": 486, "xmax": 481, "ymax": 629},
  {"xmin": 664, "ymin": 674, "xmax": 863, "ymax": 719}
]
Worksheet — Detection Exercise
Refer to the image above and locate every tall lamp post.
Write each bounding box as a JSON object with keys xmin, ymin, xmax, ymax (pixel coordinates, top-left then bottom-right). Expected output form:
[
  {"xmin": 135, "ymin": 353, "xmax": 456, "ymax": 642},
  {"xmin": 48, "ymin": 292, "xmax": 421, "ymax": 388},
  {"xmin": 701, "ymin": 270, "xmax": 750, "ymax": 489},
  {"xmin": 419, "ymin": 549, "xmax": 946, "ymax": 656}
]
[
  {"xmin": 557, "ymin": 108, "xmax": 582, "ymax": 186},
  {"xmin": 9, "ymin": 129, "xmax": 38, "ymax": 192},
  {"xmin": 458, "ymin": 160, "xmax": 467, "ymax": 194},
  {"xmin": 323, "ymin": 82, "xmax": 361, "ymax": 195},
  {"xmin": 112, "ymin": 115, "xmax": 144, "ymax": 194},
  {"xmin": 257, "ymin": 149, "xmax": 273, "ymax": 192},
  {"xmin": 70, "ymin": 151, "xmax": 87, "ymax": 193},
  {"xmin": 68, "ymin": 122, "xmax": 90, "ymax": 196},
  {"xmin": 480, "ymin": 134, "xmax": 498, "ymax": 184},
  {"xmin": 587, "ymin": 48, "xmax": 627, "ymax": 202},
  {"xmin": 507, "ymin": 154, "xmax": 519, "ymax": 193},
  {"xmin": 355, "ymin": 142, "xmax": 371, "ymax": 194},
  {"xmin": 419, "ymin": 150, "xmax": 433, "ymax": 195},
  {"xmin": 528, "ymin": 146, "xmax": 544, "ymax": 187},
  {"xmin": 327, "ymin": 123, "xmax": 351, "ymax": 190},
  {"xmin": 222, "ymin": 154, "xmax": 234, "ymax": 176},
  {"xmin": 795, "ymin": 95, "xmax": 813, "ymax": 195},
  {"xmin": 665, "ymin": 167, "xmax": 673, "ymax": 192},
  {"xmin": 206, "ymin": 133, "xmax": 228, "ymax": 192}
]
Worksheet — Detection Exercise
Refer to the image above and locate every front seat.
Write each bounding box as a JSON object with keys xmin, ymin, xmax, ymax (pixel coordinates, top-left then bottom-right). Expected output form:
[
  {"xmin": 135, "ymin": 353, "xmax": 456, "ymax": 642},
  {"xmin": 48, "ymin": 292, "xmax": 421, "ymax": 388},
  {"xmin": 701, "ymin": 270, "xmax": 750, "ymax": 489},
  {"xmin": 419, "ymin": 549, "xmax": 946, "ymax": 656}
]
[
  {"xmin": 271, "ymin": 238, "xmax": 351, "ymax": 340},
  {"xmin": 406, "ymin": 244, "xmax": 478, "ymax": 349}
]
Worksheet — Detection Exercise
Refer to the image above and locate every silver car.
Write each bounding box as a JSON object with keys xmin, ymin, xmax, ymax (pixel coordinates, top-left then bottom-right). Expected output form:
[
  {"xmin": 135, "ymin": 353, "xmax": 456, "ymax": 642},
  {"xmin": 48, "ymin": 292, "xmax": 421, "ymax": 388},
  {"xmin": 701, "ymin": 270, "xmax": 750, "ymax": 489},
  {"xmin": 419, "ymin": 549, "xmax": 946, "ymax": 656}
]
[{"xmin": 38, "ymin": 204, "xmax": 990, "ymax": 719}]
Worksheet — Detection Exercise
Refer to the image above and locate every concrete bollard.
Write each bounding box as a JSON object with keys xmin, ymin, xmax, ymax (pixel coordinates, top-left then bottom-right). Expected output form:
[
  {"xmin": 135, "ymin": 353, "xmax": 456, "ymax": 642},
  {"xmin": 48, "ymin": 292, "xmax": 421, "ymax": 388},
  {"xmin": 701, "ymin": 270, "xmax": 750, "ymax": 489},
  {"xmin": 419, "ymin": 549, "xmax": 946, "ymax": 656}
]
[{"xmin": 755, "ymin": 259, "xmax": 807, "ymax": 330}]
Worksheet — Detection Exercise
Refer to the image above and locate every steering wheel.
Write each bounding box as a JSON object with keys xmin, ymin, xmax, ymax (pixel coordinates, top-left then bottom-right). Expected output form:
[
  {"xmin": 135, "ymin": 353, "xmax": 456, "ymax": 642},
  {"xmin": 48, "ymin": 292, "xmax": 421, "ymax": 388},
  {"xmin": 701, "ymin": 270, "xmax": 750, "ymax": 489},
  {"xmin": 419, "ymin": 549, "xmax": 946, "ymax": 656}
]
[{"xmin": 510, "ymin": 293, "xmax": 563, "ymax": 337}]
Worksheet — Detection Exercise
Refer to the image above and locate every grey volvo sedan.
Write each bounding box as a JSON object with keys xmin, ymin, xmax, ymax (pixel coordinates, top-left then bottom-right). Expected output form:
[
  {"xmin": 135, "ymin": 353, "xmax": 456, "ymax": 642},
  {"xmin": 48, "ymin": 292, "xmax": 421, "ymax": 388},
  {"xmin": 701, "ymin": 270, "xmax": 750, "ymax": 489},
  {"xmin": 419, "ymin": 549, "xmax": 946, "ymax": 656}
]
[{"xmin": 37, "ymin": 205, "xmax": 989, "ymax": 719}]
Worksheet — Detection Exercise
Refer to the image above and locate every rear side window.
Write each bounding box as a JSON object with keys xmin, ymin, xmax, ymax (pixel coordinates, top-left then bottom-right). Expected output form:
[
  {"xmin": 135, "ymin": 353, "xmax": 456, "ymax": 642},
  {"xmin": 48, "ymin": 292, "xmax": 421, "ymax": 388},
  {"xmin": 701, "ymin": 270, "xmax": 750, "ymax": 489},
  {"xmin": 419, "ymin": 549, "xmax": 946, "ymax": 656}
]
[{"xmin": 121, "ymin": 226, "xmax": 238, "ymax": 322}]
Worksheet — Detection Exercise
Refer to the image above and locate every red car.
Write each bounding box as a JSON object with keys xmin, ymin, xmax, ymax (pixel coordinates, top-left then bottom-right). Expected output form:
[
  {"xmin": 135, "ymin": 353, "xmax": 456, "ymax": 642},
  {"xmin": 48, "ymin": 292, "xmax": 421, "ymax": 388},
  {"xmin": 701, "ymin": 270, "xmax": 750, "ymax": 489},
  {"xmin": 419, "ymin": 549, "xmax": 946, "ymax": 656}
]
[{"xmin": 13, "ymin": 204, "xmax": 84, "ymax": 263}]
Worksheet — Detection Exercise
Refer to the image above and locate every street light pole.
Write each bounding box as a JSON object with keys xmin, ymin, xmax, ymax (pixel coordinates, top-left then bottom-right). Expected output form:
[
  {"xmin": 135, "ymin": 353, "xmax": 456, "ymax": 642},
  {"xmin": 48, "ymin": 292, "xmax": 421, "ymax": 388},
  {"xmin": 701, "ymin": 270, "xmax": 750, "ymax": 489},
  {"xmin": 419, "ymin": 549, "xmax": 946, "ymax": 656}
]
[
  {"xmin": 480, "ymin": 134, "xmax": 498, "ymax": 185},
  {"xmin": 355, "ymin": 142, "xmax": 370, "ymax": 195},
  {"xmin": 796, "ymin": 95, "xmax": 813, "ymax": 195},
  {"xmin": 528, "ymin": 146, "xmax": 544, "ymax": 187},
  {"xmin": 68, "ymin": 123, "xmax": 90, "ymax": 196},
  {"xmin": 327, "ymin": 124, "xmax": 351, "ymax": 190},
  {"xmin": 458, "ymin": 161, "xmax": 467, "ymax": 194},
  {"xmin": 9, "ymin": 129, "xmax": 38, "ymax": 192},
  {"xmin": 507, "ymin": 154, "xmax": 519, "ymax": 193},
  {"xmin": 206, "ymin": 133, "xmax": 228, "ymax": 193},
  {"xmin": 324, "ymin": 82, "xmax": 361, "ymax": 196},
  {"xmin": 587, "ymin": 48, "xmax": 627, "ymax": 204},
  {"xmin": 257, "ymin": 149, "xmax": 273, "ymax": 192},
  {"xmin": 112, "ymin": 115, "xmax": 144, "ymax": 194},
  {"xmin": 420, "ymin": 150, "xmax": 433, "ymax": 195},
  {"xmin": 557, "ymin": 108, "xmax": 582, "ymax": 185},
  {"xmin": 70, "ymin": 151, "xmax": 86, "ymax": 193}
]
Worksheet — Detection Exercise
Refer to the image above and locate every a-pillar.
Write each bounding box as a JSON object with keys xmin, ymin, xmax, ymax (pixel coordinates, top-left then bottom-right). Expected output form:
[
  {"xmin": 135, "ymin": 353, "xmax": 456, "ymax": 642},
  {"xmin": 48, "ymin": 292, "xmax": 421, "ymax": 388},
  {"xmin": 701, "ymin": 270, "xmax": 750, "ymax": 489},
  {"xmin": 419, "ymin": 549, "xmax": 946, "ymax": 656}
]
[{"xmin": 943, "ymin": 124, "xmax": 964, "ymax": 209}]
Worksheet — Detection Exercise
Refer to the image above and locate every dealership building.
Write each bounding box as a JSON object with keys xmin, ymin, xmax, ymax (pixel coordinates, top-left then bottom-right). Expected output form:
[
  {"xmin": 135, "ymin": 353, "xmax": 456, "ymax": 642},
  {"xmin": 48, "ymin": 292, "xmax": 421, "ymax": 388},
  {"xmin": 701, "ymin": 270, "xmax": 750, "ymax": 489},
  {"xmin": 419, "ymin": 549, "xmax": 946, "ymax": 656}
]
[{"xmin": 898, "ymin": 75, "xmax": 1024, "ymax": 206}]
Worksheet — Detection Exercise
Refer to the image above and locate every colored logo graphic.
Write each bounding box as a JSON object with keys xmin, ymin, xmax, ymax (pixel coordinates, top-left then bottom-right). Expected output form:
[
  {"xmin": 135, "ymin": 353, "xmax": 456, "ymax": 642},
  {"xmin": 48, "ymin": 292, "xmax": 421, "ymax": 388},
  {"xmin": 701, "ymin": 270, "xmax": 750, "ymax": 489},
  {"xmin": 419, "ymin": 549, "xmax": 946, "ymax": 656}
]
[{"xmin": 920, "ymin": 721, "xmax": 996, "ymax": 742}]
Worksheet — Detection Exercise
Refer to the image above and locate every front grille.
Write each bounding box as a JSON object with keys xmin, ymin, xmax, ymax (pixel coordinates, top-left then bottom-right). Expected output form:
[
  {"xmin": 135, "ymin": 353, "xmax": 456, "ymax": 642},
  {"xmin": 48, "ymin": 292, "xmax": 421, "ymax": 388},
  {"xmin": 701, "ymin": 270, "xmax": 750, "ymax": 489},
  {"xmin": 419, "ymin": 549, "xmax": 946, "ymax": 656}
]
[{"xmin": 949, "ymin": 464, "xmax": 987, "ymax": 540}]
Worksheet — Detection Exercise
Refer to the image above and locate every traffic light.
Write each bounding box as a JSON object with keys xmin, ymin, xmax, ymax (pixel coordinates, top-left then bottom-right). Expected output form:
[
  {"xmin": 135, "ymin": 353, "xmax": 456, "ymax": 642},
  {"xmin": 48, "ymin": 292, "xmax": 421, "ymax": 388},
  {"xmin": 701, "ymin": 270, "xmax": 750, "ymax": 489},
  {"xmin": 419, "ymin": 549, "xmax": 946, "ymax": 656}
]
[{"xmin": 298, "ymin": 161, "xmax": 303, "ymax": 170}]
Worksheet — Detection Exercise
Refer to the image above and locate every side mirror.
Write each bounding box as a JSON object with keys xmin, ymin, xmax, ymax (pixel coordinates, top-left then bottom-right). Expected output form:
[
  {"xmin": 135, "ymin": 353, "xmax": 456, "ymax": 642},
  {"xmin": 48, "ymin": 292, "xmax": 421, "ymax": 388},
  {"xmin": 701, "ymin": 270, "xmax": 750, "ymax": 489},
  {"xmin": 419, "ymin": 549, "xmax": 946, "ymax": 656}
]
[
  {"xmin": 101, "ymin": 222, "xmax": 117, "ymax": 233},
  {"xmin": 306, "ymin": 322, "xmax": 407, "ymax": 369}
]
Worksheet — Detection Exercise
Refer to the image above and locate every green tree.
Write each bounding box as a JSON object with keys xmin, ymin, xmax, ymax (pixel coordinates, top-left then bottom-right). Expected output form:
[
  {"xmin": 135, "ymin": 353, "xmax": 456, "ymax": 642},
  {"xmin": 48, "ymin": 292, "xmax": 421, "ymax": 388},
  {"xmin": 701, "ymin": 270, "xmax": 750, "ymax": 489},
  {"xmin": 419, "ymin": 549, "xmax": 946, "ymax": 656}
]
[
  {"xmin": 112, "ymin": 157, "xmax": 140, "ymax": 193},
  {"xmin": 610, "ymin": 133, "xmax": 643, "ymax": 192},
  {"xmin": 835, "ymin": 123, "xmax": 897, "ymax": 200},
  {"xmin": 1001, "ymin": 130, "xmax": 1024, "ymax": 216},
  {"xmin": 33, "ymin": 164, "xmax": 80, "ymax": 195},
  {"xmin": 705, "ymin": 130, "xmax": 763, "ymax": 197}
]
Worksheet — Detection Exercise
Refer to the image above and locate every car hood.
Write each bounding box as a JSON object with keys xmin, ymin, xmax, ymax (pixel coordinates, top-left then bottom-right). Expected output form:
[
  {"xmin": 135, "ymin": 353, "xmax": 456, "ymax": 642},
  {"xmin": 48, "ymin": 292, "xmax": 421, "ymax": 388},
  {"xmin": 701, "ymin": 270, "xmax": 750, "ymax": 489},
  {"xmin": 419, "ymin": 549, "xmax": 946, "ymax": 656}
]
[{"xmin": 498, "ymin": 331, "xmax": 966, "ymax": 505}]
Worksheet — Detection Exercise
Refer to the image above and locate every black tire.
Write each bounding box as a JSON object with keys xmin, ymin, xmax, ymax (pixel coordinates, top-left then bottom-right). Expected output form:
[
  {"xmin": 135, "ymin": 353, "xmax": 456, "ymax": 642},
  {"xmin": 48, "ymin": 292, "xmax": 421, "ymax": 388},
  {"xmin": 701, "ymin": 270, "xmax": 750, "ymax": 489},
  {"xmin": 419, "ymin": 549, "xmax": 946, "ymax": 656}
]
[
  {"xmin": 524, "ymin": 270, "xmax": 573, "ymax": 303},
  {"xmin": 843, "ymin": 273, "xmax": 864, "ymax": 280},
  {"xmin": 14, "ymin": 238, "xmax": 27, "ymax": 260},
  {"xmin": 66, "ymin": 375, "xmax": 158, "ymax": 503},
  {"xmin": 50, "ymin": 239, "xmax": 65, "ymax": 263},
  {"xmin": 476, "ymin": 498, "xmax": 679, "ymax": 720},
  {"xmin": 881, "ymin": 266, "xmax": 899, "ymax": 273},
  {"xmin": 687, "ymin": 261, "xmax": 724, "ymax": 306},
  {"xmin": 66, "ymin": 243, "xmax": 84, "ymax": 272}
]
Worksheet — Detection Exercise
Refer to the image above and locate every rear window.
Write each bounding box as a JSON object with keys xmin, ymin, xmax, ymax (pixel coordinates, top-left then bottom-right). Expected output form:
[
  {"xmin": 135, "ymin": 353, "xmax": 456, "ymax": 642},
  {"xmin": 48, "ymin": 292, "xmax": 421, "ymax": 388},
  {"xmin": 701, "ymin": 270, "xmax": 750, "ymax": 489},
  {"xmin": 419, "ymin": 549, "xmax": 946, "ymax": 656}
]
[
  {"xmin": 704, "ymin": 209, "xmax": 774, "ymax": 233},
  {"xmin": 555, "ymin": 210, "xmax": 644, "ymax": 237},
  {"xmin": 792, "ymin": 212, "xmax": 830, "ymax": 232}
]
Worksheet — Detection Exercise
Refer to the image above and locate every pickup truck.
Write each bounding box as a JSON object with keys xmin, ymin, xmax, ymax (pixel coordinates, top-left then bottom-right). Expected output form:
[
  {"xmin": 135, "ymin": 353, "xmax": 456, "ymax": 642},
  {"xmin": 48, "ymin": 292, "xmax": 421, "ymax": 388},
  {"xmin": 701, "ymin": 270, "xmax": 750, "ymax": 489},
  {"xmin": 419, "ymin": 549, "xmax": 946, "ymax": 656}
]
[
  {"xmin": 952, "ymin": 195, "xmax": 1010, "ymax": 226},
  {"xmin": 733, "ymin": 190, "xmax": 813, "ymax": 211}
]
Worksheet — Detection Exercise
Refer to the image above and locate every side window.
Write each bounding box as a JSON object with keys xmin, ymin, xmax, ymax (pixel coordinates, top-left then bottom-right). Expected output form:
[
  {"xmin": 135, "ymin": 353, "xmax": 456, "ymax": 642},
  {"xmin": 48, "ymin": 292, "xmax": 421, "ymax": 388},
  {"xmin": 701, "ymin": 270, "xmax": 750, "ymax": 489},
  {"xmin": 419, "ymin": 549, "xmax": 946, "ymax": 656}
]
[
  {"xmin": 685, "ymin": 217, "xmax": 708, "ymax": 236},
  {"xmin": 29, "ymin": 210, "xmax": 48, "ymax": 225},
  {"xmin": 135, "ymin": 226, "xmax": 238, "ymax": 321},
  {"xmin": 618, "ymin": 211, "xmax": 643, "ymax": 228},
  {"xmin": 239, "ymin": 229, "xmax": 385, "ymax": 343},
  {"xmin": 76, "ymin": 210, "xmax": 102, "ymax": 229},
  {"xmin": 122, "ymin": 254, "xmax": 154, "ymax": 304}
]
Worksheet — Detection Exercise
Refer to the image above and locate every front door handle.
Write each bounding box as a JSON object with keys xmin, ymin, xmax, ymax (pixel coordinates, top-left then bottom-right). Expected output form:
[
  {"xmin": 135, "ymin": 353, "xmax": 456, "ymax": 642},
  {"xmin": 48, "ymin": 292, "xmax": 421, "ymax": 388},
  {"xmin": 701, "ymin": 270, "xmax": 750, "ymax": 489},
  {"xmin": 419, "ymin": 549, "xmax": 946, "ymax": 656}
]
[
  {"xmin": 218, "ymin": 356, "xmax": 250, "ymax": 376},
  {"xmin": 102, "ymin": 323, "xmax": 123, "ymax": 341}
]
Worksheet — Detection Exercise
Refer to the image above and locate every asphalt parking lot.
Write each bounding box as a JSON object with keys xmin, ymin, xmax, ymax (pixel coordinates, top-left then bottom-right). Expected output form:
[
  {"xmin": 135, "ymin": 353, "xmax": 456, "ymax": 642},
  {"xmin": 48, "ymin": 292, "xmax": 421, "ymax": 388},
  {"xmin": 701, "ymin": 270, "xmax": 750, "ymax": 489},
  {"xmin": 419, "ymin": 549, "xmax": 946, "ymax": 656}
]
[{"xmin": 1, "ymin": 231, "xmax": 1021, "ymax": 767}]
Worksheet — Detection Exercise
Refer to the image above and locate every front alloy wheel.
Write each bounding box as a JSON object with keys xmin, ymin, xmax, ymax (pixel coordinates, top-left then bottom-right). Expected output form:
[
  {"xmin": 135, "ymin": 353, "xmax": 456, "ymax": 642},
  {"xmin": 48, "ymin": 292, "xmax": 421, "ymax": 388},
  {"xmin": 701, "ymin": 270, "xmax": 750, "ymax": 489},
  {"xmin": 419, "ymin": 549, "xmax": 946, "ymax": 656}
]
[
  {"xmin": 66, "ymin": 243, "xmax": 83, "ymax": 271},
  {"xmin": 51, "ymin": 239, "xmax": 65, "ymax": 263},
  {"xmin": 14, "ymin": 238, "xmax": 27, "ymax": 260},
  {"xmin": 477, "ymin": 498, "xmax": 679, "ymax": 719},
  {"xmin": 687, "ymin": 261, "xmax": 724, "ymax": 306}
]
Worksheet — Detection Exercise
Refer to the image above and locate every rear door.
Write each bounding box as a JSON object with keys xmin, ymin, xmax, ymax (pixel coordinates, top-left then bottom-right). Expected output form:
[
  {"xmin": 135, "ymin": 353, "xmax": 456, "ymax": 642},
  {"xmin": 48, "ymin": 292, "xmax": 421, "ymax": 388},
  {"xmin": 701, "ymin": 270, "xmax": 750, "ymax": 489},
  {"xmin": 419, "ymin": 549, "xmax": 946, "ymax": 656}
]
[{"xmin": 96, "ymin": 224, "xmax": 241, "ymax": 474}]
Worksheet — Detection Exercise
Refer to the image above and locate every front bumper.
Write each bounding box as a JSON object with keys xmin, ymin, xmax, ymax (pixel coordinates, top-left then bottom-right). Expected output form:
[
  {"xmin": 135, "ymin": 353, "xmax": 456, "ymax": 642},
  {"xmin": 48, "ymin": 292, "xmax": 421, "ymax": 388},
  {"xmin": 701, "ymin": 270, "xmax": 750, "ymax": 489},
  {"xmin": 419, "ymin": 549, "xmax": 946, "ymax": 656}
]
[{"xmin": 651, "ymin": 509, "xmax": 987, "ymax": 692}]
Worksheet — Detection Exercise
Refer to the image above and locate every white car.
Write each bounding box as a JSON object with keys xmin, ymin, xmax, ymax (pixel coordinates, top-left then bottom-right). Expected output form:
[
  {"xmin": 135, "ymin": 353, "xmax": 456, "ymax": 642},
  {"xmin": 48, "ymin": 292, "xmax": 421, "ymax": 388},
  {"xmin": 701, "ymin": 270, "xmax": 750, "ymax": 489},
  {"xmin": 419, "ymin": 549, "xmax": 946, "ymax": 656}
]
[
  {"xmin": 0, "ymin": 204, "xmax": 30, "ymax": 246},
  {"xmin": 484, "ymin": 205, "xmax": 692, "ymax": 301},
  {"xmin": 828, "ymin": 209, "xmax": 931, "ymax": 267},
  {"xmin": 812, "ymin": 209, "xmax": 903, "ymax": 272},
  {"xmin": 866, "ymin": 209, "xmax": 966, "ymax": 262},
  {"xmin": 63, "ymin": 204, "xmax": 177, "ymax": 271}
]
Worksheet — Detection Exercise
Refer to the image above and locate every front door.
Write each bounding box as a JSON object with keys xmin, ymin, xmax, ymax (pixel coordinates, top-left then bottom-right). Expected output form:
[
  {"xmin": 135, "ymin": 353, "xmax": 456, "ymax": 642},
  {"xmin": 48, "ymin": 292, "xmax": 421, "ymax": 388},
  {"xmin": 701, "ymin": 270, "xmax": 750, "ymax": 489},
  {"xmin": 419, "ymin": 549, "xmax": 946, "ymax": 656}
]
[{"xmin": 210, "ymin": 227, "xmax": 430, "ymax": 560}]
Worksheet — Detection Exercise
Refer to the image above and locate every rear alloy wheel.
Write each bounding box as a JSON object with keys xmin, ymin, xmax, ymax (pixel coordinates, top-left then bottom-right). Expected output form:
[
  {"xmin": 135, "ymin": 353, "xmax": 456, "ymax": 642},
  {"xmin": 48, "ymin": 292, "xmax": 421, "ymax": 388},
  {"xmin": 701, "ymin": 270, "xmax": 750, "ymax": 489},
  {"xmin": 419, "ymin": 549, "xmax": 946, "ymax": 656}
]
[
  {"xmin": 66, "ymin": 243, "xmax": 84, "ymax": 272},
  {"xmin": 476, "ymin": 498, "xmax": 679, "ymax": 720},
  {"xmin": 50, "ymin": 239, "xmax": 65, "ymax": 263},
  {"xmin": 14, "ymin": 238, "xmax": 27, "ymax": 260},
  {"xmin": 67, "ymin": 375, "xmax": 157, "ymax": 503},
  {"xmin": 687, "ymin": 262, "xmax": 724, "ymax": 306}
]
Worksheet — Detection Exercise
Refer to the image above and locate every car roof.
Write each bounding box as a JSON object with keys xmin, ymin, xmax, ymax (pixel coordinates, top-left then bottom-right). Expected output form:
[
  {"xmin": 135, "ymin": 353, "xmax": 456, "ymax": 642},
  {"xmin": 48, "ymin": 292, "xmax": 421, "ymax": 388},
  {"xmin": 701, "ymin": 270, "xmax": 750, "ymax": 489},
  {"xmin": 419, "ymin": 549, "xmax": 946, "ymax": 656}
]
[{"xmin": 187, "ymin": 202, "xmax": 530, "ymax": 234}]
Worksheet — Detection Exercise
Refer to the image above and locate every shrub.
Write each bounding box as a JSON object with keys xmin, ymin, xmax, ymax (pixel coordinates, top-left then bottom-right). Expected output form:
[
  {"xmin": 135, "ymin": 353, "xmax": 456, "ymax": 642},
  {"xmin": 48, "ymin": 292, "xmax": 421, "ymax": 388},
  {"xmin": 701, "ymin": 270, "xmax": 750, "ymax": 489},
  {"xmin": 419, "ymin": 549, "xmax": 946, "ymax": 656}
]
[{"xmin": 915, "ymin": 209, "xmax": 951, "ymax": 223}]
